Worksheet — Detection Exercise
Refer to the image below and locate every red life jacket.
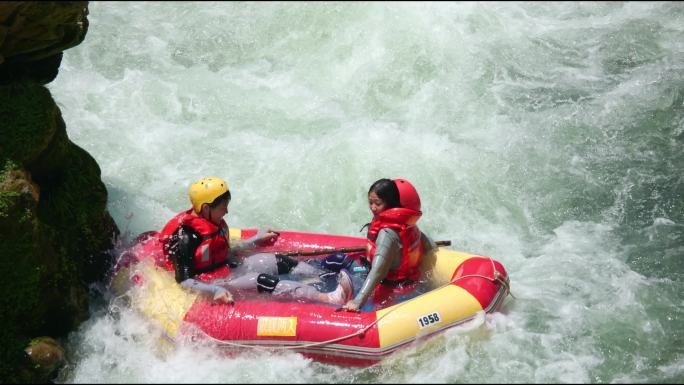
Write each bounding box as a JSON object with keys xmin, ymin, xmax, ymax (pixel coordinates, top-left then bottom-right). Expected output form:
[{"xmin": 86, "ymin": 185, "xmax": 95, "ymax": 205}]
[
  {"xmin": 159, "ymin": 208, "xmax": 231, "ymax": 281},
  {"xmin": 366, "ymin": 207, "xmax": 424, "ymax": 282}
]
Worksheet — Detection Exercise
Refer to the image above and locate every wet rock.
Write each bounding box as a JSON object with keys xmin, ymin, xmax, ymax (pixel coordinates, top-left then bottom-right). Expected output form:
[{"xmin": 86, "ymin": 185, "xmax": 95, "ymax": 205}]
[
  {"xmin": 24, "ymin": 336, "xmax": 66, "ymax": 378},
  {"xmin": 0, "ymin": 2, "xmax": 121, "ymax": 383},
  {"xmin": 0, "ymin": 1, "xmax": 89, "ymax": 84}
]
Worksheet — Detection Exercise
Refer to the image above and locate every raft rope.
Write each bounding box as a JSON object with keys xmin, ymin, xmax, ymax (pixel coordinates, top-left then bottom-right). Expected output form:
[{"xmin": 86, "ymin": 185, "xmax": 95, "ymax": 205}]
[{"xmin": 191, "ymin": 255, "xmax": 514, "ymax": 352}]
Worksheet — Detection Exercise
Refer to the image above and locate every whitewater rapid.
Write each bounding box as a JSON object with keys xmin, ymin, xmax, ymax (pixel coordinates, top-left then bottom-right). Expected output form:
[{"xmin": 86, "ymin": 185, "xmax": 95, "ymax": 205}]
[{"xmin": 50, "ymin": 2, "xmax": 684, "ymax": 383}]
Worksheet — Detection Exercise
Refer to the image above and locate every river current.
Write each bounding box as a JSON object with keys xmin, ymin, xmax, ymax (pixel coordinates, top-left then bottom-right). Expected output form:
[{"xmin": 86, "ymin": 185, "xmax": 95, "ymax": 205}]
[{"xmin": 48, "ymin": 2, "xmax": 683, "ymax": 383}]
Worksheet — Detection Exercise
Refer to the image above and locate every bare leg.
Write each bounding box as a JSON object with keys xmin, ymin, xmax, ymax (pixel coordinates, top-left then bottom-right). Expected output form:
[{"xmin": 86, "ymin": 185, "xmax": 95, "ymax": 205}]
[
  {"xmin": 220, "ymin": 272, "xmax": 260, "ymax": 291},
  {"xmin": 290, "ymin": 261, "xmax": 325, "ymax": 276},
  {"xmin": 234, "ymin": 253, "xmax": 279, "ymax": 275},
  {"xmin": 278, "ymin": 269, "xmax": 353, "ymax": 306},
  {"xmin": 272, "ymin": 280, "xmax": 330, "ymax": 303},
  {"xmin": 214, "ymin": 271, "xmax": 353, "ymax": 306},
  {"xmin": 236, "ymin": 253, "xmax": 326, "ymax": 276},
  {"xmin": 211, "ymin": 273, "xmax": 327, "ymax": 302}
]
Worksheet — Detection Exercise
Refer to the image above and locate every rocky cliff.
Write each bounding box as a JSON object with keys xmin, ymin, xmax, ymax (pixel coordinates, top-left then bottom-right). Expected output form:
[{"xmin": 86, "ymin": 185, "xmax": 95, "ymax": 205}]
[{"xmin": 0, "ymin": 2, "xmax": 120, "ymax": 382}]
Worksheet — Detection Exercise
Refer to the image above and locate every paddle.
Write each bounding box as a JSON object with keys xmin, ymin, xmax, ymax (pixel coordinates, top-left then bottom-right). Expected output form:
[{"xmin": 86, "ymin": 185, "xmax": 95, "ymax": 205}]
[{"xmin": 275, "ymin": 240, "xmax": 452, "ymax": 257}]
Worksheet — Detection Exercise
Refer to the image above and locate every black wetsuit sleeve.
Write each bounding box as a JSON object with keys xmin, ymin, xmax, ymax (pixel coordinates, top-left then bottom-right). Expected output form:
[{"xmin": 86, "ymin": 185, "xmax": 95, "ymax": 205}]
[{"xmin": 173, "ymin": 225, "xmax": 201, "ymax": 283}]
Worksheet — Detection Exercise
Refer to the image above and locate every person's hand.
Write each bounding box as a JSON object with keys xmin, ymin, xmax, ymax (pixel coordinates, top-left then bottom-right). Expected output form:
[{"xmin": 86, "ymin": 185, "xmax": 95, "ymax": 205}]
[
  {"xmin": 213, "ymin": 288, "xmax": 234, "ymax": 305},
  {"xmin": 341, "ymin": 300, "xmax": 360, "ymax": 312},
  {"xmin": 254, "ymin": 228, "xmax": 279, "ymax": 245}
]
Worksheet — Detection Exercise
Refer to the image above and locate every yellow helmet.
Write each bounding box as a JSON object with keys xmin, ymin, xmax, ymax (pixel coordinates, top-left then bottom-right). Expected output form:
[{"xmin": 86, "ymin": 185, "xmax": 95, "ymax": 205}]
[{"xmin": 188, "ymin": 176, "xmax": 230, "ymax": 214}]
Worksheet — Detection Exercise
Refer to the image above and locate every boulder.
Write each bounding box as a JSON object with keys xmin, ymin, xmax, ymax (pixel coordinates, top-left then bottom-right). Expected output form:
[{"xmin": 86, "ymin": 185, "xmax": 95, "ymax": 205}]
[
  {"xmin": 0, "ymin": 1, "xmax": 89, "ymax": 84},
  {"xmin": 0, "ymin": 2, "xmax": 120, "ymax": 383}
]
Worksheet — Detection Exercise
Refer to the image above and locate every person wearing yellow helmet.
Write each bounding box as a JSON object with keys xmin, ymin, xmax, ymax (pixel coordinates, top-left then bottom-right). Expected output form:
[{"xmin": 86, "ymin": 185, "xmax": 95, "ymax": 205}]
[
  {"xmin": 188, "ymin": 176, "xmax": 232, "ymax": 222},
  {"xmin": 159, "ymin": 177, "xmax": 353, "ymax": 306}
]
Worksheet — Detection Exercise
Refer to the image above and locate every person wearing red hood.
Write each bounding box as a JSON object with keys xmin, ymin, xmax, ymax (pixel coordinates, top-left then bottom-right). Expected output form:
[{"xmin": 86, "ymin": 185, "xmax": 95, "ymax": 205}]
[{"xmin": 341, "ymin": 178, "xmax": 437, "ymax": 312}]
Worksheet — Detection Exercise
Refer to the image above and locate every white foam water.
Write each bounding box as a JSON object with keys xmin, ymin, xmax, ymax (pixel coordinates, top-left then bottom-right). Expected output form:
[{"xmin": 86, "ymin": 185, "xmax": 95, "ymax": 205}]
[{"xmin": 50, "ymin": 2, "xmax": 684, "ymax": 383}]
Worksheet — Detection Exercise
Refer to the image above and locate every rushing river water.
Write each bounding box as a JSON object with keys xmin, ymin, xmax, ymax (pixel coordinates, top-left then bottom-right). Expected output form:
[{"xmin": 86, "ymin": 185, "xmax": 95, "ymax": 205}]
[{"xmin": 48, "ymin": 2, "xmax": 683, "ymax": 383}]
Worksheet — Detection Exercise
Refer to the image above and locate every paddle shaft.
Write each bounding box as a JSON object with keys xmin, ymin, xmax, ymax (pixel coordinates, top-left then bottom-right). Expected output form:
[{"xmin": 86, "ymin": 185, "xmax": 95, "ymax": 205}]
[{"xmin": 276, "ymin": 240, "xmax": 451, "ymax": 257}]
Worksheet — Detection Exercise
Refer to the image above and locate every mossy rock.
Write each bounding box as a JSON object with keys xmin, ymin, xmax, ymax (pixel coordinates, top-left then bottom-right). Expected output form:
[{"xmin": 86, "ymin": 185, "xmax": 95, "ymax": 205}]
[
  {"xmin": 0, "ymin": 3, "xmax": 124, "ymax": 382},
  {"xmin": 0, "ymin": 2, "xmax": 89, "ymax": 85},
  {"xmin": 0, "ymin": 83, "xmax": 58, "ymax": 165},
  {"xmin": 25, "ymin": 336, "xmax": 66, "ymax": 378},
  {"xmin": 0, "ymin": 83, "xmax": 117, "ymax": 382}
]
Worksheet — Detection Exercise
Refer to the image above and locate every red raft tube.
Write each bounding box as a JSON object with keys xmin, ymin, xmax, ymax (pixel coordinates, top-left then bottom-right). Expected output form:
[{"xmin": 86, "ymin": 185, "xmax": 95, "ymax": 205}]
[{"xmin": 110, "ymin": 228, "xmax": 511, "ymax": 367}]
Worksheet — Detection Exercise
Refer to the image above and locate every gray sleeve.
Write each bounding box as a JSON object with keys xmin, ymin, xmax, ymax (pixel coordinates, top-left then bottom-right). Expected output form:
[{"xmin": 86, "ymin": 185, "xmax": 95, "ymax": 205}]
[
  {"xmin": 351, "ymin": 228, "xmax": 402, "ymax": 308},
  {"xmin": 180, "ymin": 278, "xmax": 226, "ymax": 298}
]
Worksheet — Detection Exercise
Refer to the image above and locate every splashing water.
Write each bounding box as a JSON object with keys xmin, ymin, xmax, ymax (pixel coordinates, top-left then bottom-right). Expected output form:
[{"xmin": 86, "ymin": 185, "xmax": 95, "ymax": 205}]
[{"xmin": 49, "ymin": 2, "xmax": 684, "ymax": 383}]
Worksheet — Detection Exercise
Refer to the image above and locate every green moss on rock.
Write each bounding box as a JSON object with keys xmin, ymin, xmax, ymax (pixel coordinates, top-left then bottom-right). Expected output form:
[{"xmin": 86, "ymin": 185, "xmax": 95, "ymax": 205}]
[
  {"xmin": 0, "ymin": 3, "xmax": 123, "ymax": 382},
  {"xmin": 0, "ymin": 83, "xmax": 57, "ymax": 165},
  {"xmin": 0, "ymin": 84, "xmax": 118, "ymax": 382}
]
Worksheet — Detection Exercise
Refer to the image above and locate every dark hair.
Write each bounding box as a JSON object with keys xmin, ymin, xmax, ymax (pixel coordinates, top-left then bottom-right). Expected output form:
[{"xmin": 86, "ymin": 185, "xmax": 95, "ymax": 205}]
[
  {"xmin": 368, "ymin": 178, "xmax": 401, "ymax": 208},
  {"xmin": 209, "ymin": 190, "xmax": 231, "ymax": 207}
]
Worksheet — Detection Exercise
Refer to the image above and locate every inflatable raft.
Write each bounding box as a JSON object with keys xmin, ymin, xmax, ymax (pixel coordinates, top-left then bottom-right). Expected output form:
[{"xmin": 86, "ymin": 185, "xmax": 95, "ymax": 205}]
[{"xmin": 110, "ymin": 228, "xmax": 510, "ymax": 367}]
